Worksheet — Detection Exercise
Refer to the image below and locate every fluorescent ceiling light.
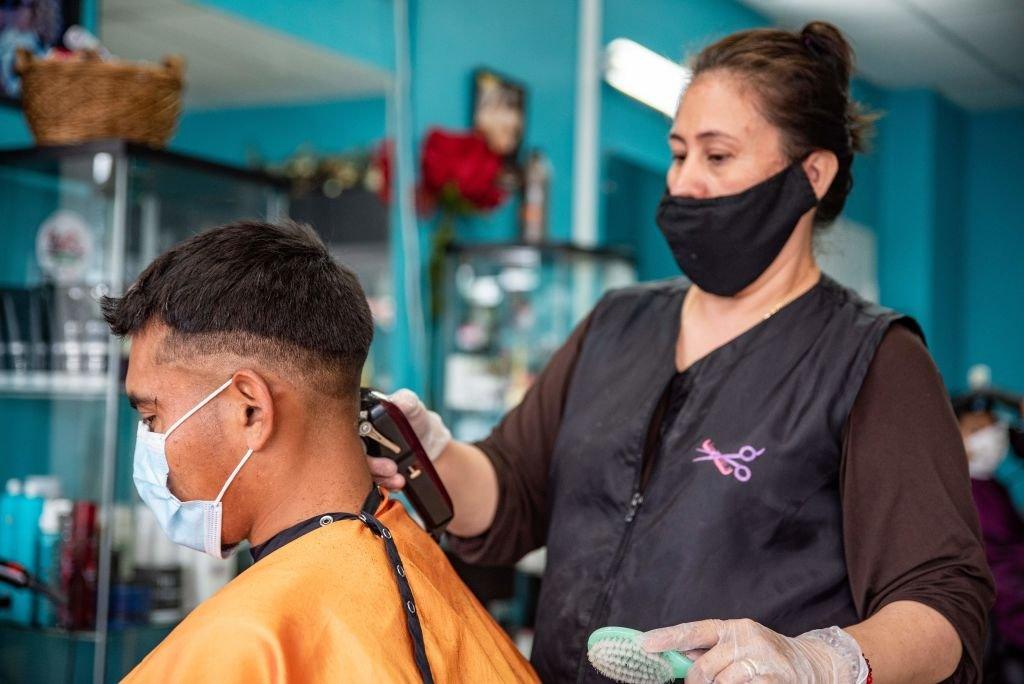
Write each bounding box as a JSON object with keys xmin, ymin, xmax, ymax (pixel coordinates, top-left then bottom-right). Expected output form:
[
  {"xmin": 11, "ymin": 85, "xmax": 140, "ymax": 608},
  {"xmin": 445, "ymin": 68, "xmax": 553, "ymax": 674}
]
[{"xmin": 604, "ymin": 38, "xmax": 691, "ymax": 118}]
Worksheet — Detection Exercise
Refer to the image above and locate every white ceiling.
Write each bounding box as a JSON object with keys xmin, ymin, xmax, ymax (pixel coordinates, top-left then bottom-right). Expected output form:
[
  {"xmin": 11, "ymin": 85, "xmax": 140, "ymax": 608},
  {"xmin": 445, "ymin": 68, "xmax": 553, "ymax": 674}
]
[
  {"xmin": 740, "ymin": 0, "xmax": 1024, "ymax": 110},
  {"xmin": 100, "ymin": 0, "xmax": 392, "ymax": 109}
]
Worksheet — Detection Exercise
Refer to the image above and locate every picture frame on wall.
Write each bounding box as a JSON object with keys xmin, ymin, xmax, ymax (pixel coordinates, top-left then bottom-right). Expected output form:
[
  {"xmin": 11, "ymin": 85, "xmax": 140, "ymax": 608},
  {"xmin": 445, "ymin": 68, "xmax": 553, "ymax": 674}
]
[
  {"xmin": 0, "ymin": 0, "xmax": 82, "ymax": 106},
  {"xmin": 471, "ymin": 67, "xmax": 526, "ymax": 189}
]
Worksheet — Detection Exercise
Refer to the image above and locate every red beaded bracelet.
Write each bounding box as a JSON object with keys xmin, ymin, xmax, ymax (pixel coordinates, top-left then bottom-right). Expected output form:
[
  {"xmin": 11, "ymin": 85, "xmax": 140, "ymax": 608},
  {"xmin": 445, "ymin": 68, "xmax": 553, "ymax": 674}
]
[{"xmin": 865, "ymin": 655, "xmax": 874, "ymax": 684}]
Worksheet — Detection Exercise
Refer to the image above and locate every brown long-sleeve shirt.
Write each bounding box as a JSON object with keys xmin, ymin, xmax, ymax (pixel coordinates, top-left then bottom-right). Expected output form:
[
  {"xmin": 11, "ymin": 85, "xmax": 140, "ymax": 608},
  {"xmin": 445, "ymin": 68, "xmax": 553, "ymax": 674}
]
[{"xmin": 450, "ymin": 315, "xmax": 994, "ymax": 682}]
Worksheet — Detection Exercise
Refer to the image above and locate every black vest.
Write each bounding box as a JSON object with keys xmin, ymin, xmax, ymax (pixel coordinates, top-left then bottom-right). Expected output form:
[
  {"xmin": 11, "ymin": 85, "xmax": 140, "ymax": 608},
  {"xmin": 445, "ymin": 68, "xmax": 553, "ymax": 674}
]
[{"xmin": 531, "ymin": 275, "xmax": 918, "ymax": 683}]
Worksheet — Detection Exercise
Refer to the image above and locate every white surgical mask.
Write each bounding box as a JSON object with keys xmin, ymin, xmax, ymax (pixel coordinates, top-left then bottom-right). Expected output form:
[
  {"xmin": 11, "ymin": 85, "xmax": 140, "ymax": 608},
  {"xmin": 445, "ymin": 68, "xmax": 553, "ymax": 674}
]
[
  {"xmin": 133, "ymin": 378, "xmax": 254, "ymax": 558},
  {"xmin": 965, "ymin": 422, "xmax": 1009, "ymax": 480}
]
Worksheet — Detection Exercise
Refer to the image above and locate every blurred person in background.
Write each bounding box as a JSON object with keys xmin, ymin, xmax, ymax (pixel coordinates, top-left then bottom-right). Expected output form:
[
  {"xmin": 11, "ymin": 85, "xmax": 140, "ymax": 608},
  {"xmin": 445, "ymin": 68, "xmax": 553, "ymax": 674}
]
[{"xmin": 955, "ymin": 390, "xmax": 1024, "ymax": 683}]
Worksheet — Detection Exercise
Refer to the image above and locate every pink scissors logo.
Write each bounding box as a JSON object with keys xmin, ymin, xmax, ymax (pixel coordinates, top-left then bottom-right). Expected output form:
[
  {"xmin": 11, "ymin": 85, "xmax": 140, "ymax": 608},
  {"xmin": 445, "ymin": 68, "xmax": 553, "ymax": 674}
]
[{"xmin": 693, "ymin": 439, "xmax": 766, "ymax": 482}]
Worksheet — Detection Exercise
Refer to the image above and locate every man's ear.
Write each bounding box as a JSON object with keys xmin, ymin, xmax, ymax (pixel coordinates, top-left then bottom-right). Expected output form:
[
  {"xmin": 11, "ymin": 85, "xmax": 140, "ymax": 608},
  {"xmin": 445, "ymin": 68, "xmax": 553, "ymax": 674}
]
[
  {"xmin": 230, "ymin": 369, "xmax": 274, "ymax": 452},
  {"xmin": 801, "ymin": 149, "xmax": 839, "ymax": 200}
]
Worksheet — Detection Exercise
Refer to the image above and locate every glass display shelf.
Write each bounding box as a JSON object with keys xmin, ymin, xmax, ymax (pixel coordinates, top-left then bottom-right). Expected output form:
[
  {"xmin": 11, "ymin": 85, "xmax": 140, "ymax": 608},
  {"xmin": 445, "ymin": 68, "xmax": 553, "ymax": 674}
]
[
  {"xmin": 0, "ymin": 371, "xmax": 108, "ymax": 399},
  {"xmin": 0, "ymin": 140, "xmax": 286, "ymax": 684},
  {"xmin": 434, "ymin": 241, "xmax": 636, "ymax": 442},
  {"xmin": 0, "ymin": 140, "xmax": 396, "ymax": 682}
]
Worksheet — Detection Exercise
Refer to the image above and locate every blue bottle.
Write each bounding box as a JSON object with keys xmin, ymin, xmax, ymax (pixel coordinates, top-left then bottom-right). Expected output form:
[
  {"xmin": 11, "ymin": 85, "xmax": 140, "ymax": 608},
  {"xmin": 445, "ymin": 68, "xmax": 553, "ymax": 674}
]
[
  {"xmin": 0, "ymin": 479, "xmax": 22, "ymax": 621},
  {"xmin": 9, "ymin": 480, "xmax": 45, "ymax": 625}
]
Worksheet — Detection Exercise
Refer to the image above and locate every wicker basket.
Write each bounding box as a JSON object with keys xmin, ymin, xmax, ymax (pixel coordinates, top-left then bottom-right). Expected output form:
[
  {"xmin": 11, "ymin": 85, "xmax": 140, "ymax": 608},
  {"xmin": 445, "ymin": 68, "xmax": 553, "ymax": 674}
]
[{"xmin": 15, "ymin": 49, "xmax": 185, "ymax": 148}]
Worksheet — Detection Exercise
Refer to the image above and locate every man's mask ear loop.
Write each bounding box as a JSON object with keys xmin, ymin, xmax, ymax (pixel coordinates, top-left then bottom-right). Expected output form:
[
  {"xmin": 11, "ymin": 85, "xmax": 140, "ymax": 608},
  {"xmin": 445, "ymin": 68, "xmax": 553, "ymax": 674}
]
[
  {"xmin": 165, "ymin": 378, "xmax": 235, "ymax": 437},
  {"xmin": 215, "ymin": 449, "xmax": 255, "ymax": 504}
]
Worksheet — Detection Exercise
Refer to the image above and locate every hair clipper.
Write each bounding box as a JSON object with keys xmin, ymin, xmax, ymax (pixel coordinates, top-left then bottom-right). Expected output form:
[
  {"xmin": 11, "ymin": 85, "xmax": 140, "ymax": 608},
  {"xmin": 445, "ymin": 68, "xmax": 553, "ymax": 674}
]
[{"xmin": 359, "ymin": 389, "xmax": 454, "ymax": 535}]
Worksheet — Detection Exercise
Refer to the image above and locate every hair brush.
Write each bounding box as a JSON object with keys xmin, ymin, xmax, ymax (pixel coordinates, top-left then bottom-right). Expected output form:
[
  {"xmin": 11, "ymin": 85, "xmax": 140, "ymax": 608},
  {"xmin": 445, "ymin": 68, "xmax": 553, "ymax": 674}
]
[{"xmin": 587, "ymin": 626, "xmax": 692, "ymax": 684}]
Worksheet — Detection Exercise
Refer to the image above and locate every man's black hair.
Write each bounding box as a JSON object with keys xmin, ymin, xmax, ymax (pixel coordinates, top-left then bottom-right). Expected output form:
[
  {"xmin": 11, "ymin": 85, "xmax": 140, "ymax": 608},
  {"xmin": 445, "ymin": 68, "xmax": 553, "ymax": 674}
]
[{"xmin": 102, "ymin": 219, "xmax": 373, "ymax": 395}]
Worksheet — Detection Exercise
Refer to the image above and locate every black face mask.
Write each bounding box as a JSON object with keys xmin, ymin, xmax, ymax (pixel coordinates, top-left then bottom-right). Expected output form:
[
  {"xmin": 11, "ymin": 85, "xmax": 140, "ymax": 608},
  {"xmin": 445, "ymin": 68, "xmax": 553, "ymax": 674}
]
[{"xmin": 655, "ymin": 161, "xmax": 818, "ymax": 296}]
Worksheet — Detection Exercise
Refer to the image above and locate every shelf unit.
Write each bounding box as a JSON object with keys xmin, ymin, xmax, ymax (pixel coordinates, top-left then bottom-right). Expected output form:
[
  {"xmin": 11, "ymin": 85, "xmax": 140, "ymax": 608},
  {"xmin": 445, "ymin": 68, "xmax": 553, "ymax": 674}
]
[
  {"xmin": 434, "ymin": 241, "xmax": 636, "ymax": 441},
  {"xmin": 0, "ymin": 140, "xmax": 287, "ymax": 683}
]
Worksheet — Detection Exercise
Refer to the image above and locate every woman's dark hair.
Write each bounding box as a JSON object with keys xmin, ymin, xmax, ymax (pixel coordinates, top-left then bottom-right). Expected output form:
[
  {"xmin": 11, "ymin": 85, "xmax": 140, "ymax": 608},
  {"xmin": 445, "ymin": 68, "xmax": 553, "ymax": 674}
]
[{"xmin": 692, "ymin": 21, "xmax": 874, "ymax": 226}]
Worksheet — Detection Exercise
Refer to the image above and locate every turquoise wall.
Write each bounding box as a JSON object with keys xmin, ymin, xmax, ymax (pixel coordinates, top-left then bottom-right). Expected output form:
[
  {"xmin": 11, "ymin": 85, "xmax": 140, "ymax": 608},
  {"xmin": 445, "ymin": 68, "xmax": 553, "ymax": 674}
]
[
  {"xmin": 173, "ymin": 97, "xmax": 387, "ymax": 167},
  {"xmin": 870, "ymin": 89, "xmax": 972, "ymax": 385},
  {"xmin": 195, "ymin": 0, "xmax": 395, "ymax": 71},
  {"xmin": 409, "ymin": 0, "xmax": 579, "ymax": 242},
  {"xmin": 931, "ymin": 96, "xmax": 967, "ymax": 387},
  {"xmin": 963, "ymin": 109, "xmax": 1024, "ymax": 392},
  {"xmin": 877, "ymin": 91, "xmax": 941, "ymax": 352},
  {"xmin": 0, "ymin": 109, "xmax": 32, "ymax": 148}
]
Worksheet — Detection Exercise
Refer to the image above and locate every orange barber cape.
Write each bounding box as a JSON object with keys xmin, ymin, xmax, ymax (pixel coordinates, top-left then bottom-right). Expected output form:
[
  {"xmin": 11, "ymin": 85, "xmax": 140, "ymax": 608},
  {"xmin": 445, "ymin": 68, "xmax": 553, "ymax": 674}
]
[{"xmin": 122, "ymin": 495, "xmax": 537, "ymax": 683}]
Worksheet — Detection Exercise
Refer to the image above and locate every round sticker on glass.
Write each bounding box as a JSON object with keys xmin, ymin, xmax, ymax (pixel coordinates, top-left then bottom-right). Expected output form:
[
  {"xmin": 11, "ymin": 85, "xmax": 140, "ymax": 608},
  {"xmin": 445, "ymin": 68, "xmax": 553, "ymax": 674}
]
[{"xmin": 36, "ymin": 210, "xmax": 94, "ymax": 283}]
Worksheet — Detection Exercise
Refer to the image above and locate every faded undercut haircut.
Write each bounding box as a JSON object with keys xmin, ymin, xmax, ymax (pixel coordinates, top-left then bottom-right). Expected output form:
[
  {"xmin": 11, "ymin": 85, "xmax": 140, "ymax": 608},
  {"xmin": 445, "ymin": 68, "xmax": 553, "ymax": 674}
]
[{"xmin": 102, "ymin": 220, "xmax": 374, "ymax": 397}]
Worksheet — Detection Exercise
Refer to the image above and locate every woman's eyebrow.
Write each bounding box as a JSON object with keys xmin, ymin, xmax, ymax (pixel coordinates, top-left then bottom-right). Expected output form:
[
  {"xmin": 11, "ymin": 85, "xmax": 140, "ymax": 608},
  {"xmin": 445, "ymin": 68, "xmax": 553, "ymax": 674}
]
[
  {"xmin": 695, "ymin": 130, "xmax": 738, "ymax": 142},
  {"xmin": 668, "ymin": 130, "xmax": 739, "ymax": 144}
]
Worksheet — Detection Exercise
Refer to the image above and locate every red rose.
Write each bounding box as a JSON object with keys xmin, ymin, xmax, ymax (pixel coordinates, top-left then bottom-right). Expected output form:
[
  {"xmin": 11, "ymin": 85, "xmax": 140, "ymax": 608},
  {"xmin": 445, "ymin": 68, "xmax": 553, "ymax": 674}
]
[{"xmin": 420, "ymin": 128, "xmax": 506, "ymax": 212}]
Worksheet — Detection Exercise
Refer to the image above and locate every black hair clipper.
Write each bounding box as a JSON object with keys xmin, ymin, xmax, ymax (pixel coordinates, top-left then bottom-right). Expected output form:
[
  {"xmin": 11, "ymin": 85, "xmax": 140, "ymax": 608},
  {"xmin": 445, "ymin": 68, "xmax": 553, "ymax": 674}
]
[{"xmin": 359, "ymin": 389, "xmax": 454, "ymax": 535}]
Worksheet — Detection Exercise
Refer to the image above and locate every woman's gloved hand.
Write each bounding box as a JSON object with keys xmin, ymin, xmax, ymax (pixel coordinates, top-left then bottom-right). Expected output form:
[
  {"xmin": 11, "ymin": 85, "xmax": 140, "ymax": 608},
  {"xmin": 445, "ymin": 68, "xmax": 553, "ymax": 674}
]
[
  {"xmin": 642, "ymin": 619, "xmax": 869, "ymax": 683},
  {"xmin": 366, "ymin": 389, "xmax": 453, "ymax": 491}
]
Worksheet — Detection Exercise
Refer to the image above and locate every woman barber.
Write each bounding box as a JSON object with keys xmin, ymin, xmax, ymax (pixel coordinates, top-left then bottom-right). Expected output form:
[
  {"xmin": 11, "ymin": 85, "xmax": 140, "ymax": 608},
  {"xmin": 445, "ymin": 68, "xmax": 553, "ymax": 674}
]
[{"xmin": 373, "ymin": 22, "xmax": 992, "ymax": 683}]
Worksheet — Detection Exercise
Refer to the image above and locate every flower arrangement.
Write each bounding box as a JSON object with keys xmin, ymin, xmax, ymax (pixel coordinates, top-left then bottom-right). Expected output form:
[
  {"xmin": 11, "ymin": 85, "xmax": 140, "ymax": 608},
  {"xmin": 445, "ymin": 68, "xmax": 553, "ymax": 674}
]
[
  {"xmin": 414, "ymin": 127, "xmax": 509, "ymax": 318},
  {"xmin": 419, "ymin": 127, "xmax": 507, "ymax": 215},
  {"xmin": 272, "ymin": 127, "xmax": 509, "ymax": 320}
]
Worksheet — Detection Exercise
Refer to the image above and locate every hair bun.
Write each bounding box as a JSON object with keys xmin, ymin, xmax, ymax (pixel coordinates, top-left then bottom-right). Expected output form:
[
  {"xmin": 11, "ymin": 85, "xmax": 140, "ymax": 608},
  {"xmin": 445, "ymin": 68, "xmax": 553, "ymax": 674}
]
[{"xmin": 800, "ymin": 21, "xmax": 854, "ymax": 85}]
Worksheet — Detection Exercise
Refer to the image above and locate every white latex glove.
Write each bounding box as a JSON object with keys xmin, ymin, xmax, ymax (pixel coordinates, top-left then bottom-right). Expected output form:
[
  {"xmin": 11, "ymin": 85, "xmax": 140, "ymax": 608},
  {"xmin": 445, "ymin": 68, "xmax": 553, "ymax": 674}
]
[
  {"xmin": 642, "ymin": 619, "xmax": 869, "ymax": 684},
  {"xmin": 366, "ymin": 389, "xmax": 453, "ymax": 491}
]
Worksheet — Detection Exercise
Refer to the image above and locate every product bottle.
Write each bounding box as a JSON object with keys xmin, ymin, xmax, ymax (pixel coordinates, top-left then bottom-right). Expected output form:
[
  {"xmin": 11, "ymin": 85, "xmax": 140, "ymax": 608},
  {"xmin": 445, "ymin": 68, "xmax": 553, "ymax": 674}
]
[
  {"xmin": 60, "ymin": 501, "xmax": 97, "ymax": 630},
  {"xmin": 36, "ymin": 498, "xmax": 72, "ymax": 627},
  {"xmin": 10, "ymin": 479, "xmax": 45, "ymax": 624},
  {"xmin": 520, "ymin": 150, "xmax": 550, "ymax": 244},
  {"xmin": 23, "ymin": 475, "xmax": 61, "ymax": 501},
  {"xmin": 0, "ymin": 479, "xmax": 22, "ymax": 620}
]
